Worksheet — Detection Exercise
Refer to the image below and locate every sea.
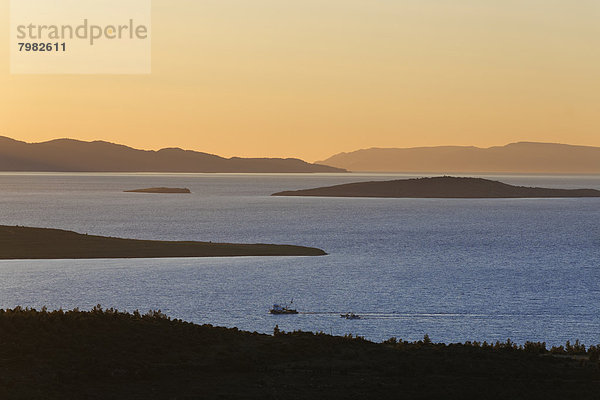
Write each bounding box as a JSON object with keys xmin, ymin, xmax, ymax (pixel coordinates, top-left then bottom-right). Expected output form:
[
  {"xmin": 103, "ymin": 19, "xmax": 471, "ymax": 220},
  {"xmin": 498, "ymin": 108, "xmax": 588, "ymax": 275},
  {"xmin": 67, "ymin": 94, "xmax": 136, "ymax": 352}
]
[{"xmin": 0, "ymin": 172, "xmax": 598, "ymax": 346}]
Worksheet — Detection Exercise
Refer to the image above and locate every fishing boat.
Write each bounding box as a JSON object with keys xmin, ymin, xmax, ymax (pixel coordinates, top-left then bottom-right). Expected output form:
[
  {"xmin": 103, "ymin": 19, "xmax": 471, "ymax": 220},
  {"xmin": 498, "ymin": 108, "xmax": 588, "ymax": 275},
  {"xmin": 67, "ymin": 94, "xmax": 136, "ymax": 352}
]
[
  {"xmin": 270, "ymin": 300, "xmax": 298, "ymax": 314},
  {"xmin": 340, "ymin": 312, "xmax": 361, "ymax": 320}
]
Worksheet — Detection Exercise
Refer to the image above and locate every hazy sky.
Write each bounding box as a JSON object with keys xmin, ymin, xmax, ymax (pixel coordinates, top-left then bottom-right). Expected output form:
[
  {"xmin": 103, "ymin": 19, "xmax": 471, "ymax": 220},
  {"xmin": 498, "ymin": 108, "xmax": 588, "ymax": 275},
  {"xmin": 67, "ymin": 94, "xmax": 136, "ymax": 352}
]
[{"xmin": 1, "ymin": 0, "xmax": 599, "ymax": 161}]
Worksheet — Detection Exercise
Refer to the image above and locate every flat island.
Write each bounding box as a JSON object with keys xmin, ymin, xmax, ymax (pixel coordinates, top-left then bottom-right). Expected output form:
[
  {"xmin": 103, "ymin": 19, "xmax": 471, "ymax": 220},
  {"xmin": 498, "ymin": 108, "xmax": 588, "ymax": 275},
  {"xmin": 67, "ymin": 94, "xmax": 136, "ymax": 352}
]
[
  {"xmin": 273, "ymin": 176, "xmax": 600, "ymax": 198},
  {"xmin": 0, "ymin": 225, "xmax": 326, "ymax": 259},
  {"xmin": 124, "ymin": 187, "xmax": 191, "ymax": 193},
  {"xmin": 1, "ymin": 307, "xmax": 598, "ymax": 399}
]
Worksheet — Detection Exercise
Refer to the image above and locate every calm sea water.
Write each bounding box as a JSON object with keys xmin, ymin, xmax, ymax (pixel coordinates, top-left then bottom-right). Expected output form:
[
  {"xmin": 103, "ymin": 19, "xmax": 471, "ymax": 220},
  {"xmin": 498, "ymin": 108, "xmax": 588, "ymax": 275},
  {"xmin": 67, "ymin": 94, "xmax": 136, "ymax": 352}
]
[{"xmin": 0, "ymin": 173, "xmax": 598, "ymax": 346}]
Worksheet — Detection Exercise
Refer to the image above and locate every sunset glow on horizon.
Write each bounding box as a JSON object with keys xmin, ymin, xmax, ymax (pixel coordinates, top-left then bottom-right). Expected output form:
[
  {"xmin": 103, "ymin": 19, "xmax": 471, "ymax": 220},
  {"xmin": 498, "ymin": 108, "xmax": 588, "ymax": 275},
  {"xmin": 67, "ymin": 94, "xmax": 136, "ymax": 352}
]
[{"xmin": 1, "ymin": 0, "xmax": 599, "ymax": 161}]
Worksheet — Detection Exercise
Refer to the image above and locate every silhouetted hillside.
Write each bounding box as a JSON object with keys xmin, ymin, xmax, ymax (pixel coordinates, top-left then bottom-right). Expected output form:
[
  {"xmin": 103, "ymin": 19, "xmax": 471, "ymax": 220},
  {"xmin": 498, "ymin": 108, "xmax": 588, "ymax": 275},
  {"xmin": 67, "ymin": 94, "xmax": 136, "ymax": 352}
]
[
  {"xmin": 318, "ymin": 142, "xmax": 600, "ymax": 173},
  {"xmin": 0, "ymin": 307, "xmax": 598, "ymax": 400},
  {"xmin": 0, "ymin": 225, "xmax": 327, "ymax": 259},
  {"xmin": 273, "ymin": 176, "xmax": 600, "ymax": 198},
  {"xmin": 0, "ymin": 136, "xmax": 345, "ymax": 173}
]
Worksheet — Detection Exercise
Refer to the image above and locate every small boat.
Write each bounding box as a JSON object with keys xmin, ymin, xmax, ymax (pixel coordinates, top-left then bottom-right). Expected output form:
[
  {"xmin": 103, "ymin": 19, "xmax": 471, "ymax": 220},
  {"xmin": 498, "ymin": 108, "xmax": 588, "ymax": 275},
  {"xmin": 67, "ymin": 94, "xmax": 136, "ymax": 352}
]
[
  {"xmin": 340, "ymin": 312, "xmax": 362, "ymax": 320},
  {"xmin": 270, "ymin": 300, "xmax": 298, "ymax": 315}
]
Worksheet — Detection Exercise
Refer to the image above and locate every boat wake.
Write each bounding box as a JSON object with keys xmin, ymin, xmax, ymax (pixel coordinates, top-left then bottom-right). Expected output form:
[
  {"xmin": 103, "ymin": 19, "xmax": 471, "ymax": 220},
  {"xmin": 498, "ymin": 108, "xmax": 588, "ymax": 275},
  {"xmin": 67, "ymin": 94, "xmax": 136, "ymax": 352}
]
[{"xmin": 297, "ymin": 312, "xmax": 492, "ymax": 319}]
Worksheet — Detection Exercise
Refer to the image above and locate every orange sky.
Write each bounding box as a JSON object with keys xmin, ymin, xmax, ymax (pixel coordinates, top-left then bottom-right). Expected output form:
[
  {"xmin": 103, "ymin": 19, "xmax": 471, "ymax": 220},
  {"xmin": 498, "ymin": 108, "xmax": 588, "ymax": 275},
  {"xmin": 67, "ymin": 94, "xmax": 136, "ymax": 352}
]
[{"xmin": 1, "ymin": 0, "xmax": 599, "ymax": 162}]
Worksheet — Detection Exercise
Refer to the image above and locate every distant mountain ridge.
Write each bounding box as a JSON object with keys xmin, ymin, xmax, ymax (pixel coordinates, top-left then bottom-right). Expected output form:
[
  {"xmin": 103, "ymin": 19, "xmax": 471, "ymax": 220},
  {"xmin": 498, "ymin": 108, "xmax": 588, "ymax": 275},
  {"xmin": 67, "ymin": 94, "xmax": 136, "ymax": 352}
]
[
  {"xmin": 318, "ymin": 142, "xmax": 600, "ymax": 173},
  {"xmin": 0, "ymin": 136, "xmax": 345, "ymax": 173}
]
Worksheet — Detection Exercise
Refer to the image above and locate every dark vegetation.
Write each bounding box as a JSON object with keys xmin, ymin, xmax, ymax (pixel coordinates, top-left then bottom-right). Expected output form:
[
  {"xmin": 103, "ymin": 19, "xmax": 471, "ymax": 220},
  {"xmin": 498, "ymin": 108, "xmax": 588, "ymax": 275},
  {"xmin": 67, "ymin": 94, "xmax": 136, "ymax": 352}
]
[
  {"xmin": 0, "ymin": 136, "xmax": 345, "ymax": 173},
  {"xmin": 0, "ymin": 307, "xmax": 598, "ymax": 399},
  {"xmin": 273, "ymin": 176, "xmax": 600, "ymax": 198},
  {"xmin": 0, "ymin": 225, "xmax": 327, "ymax": 259},
  {"xmin": 124, "ymin": 187, "xmax": 191, "ymax": 194}
]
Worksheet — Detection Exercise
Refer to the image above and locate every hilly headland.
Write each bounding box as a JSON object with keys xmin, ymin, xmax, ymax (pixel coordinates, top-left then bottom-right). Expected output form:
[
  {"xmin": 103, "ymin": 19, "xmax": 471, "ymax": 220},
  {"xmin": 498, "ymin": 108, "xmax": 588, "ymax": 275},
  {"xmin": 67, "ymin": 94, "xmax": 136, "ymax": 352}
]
[
  {"xmin": 0, "ymin": 307, "xmax": 598, "ymax": 399},
  {"xmin": 0, "ymin": 225, "xmax": 326, "ymax": 259},
  {"xmin": 273, "ymin": 176, "xmax": 600, "ymax": 198}
]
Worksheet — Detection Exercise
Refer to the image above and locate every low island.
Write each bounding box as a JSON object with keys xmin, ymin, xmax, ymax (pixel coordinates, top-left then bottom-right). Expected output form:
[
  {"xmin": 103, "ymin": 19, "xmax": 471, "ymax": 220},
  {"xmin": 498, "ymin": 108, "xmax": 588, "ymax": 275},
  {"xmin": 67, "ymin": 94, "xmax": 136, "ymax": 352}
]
[
  {"xmin": 273, "ymin": 176, "xmax": 600, "ymax": 198},
  {"xmin": 0, "ymin": 225, "xmax": 326, "ymax": 259},
  {"xmin": 0, "ymin": 307, "xmax": 598, "ymax": 399},
  {"xmin": 124, "ymin": 187, "xmax": 191, "ymax": 194}
]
